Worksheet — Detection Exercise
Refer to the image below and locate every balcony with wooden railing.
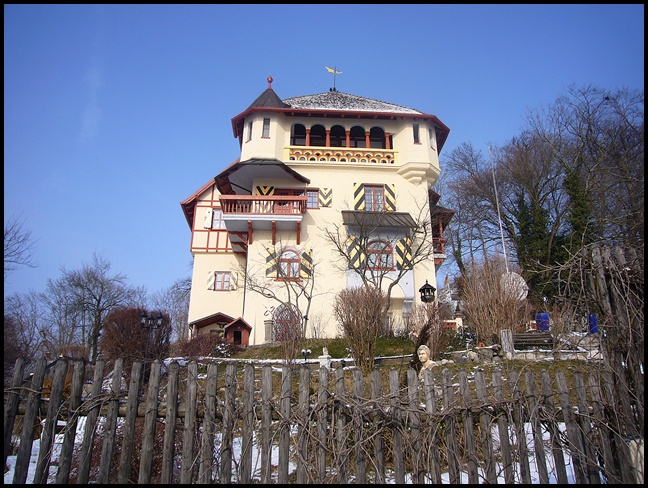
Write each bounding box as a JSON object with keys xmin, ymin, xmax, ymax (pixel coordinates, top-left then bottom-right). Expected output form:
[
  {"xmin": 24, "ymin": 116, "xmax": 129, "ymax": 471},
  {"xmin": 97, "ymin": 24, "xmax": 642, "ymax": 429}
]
[
  {"xmin": 219, "ymin": 195, "xmax": 308, "ymax": 245},
  {"xmin": 219, "ymin": 195, "xmax": 308, "ymax": 216}
]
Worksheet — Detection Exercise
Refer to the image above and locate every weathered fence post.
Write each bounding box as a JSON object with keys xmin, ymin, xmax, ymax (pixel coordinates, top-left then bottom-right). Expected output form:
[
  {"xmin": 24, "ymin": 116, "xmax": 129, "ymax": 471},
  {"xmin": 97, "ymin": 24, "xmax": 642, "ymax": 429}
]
[
  {"xmin": 459, "ymin": 370, "xmax": 478, "ymax": 483},
  {"xmin": 56, "ymin": 359, "xmax": 86, "ymax": 484},
  {"xmin": 34, "ymin": 357, "xmax": 69, "ymax": 484},
  {"xmin": 389, "ymin": 368, "xmax": 404, "ymax": 484},
  {"xmin": 277, "ymin": 365, "xmax": 292, "ymax": 484},
  {"xmin": 261, "ymin": 364, "xmax": 274, "ymax": 484},
  {"xmin": 77, "ymin": 359, "xmax": 106, "ymax": 484},
  {"xmin": 198, "ymin": 362, "xmax": 218, "ymax": 484},
  {"xmin": 524, "ymin": 370, "xmax": 549, "ymax": 484},
  {"xmin": 181, "ymin": 361, "xmax": 198, "ymax": 484},
  {"xmin": 138, "ymin": 360, "xmax": 162, "ymax": 484},
  {"xmin": 97, "ymin": 358, "xmax": 124, "ymax": 484},
  {"xmin": 13, "ymin": 357, "xmax": 46, "ymax": 485},
  {"xmin": 117, "ymin": 360, "xmax": 143, "ymax": 484},
  {"xmin": 161, "ymin": 360, "xmax": 180, "ymax": 484},
  {"xmin": 3, "ymin": 356, "xmax": 25, "ymax": 470}
]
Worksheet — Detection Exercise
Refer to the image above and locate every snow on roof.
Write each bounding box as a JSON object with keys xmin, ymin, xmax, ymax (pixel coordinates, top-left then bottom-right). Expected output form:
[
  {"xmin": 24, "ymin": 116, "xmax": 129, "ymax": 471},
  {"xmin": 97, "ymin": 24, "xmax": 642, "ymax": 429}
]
[{"xmin": 283, "ymin": 90, "xmax": 423, "ymax": 114}]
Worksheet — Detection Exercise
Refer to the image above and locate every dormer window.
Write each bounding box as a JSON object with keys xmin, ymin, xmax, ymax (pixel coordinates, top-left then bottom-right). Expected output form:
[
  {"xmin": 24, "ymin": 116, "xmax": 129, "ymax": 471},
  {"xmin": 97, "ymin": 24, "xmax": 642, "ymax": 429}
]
[{"xmin": 262, "ymin": 118, "xmax": 270, "ymax": 138}]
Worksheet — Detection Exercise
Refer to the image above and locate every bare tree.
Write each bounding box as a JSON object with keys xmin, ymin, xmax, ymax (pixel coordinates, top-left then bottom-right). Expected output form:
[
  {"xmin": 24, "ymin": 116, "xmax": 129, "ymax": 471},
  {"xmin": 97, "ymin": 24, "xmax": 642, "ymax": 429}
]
[
  {"xmin": 333, "ymin": 285, "xmax": 388, "ymax": 375},
  {"xmin": 151, "ymin": 276, "xmax": 191, "ymax": 343},
  {"xmin": 461, "ymin": 255, "xmax": 531, "ymax": 344},
  {"xmin": 4, "ymin": 214, "xmax": 37, "ymax": 283},
  {"xmin": 4, "ymin": 291, "xmax": 49, "ymax": 359},
  {"xmin": 242, "ymin": 241, "xmax": 317, "ymax": 364},
  {"xmin": 49, "ymin": 253, "xmax": 134, "ymax": 361},
  {"xmin": 322, "ymin": 201, "xmax": 436, "ymax": 316}
]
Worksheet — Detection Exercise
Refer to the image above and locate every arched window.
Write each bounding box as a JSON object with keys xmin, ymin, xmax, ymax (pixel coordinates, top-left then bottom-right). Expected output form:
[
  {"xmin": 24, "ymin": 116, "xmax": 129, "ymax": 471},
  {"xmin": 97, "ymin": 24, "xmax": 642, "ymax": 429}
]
[
  {"xmin": 291, "ymin": 124, "xmax": 306, "ymax": 146},
  {"xmin": 367, "ymin": 240, "xmax": 393, "ymax": 270},
  {"xmin": 369, "ymin": 126, "xmax": 386, "ymax": 149},
  {"xmin": 273, "ymin": 304, "xmax": 303, "ymax": 342},
  {"xmin": 278, "ymin": 249, "xmax": 301, "ymax": 279},
  {"xmin": 349, "ymin": 126, "xmax": 366, "ymax": 148},
  {"xmin": 309, "ymin": 124, "xmax": 326, "ymax": 147},
  {"xmin": 329, "ymin": 125, "xmax": 346, "ymax": 147}
]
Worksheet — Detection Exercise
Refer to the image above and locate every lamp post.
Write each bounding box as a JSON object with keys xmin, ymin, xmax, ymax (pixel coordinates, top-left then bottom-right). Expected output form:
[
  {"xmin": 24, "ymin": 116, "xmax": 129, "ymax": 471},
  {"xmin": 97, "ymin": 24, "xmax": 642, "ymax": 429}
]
[
  {"xmin": 140, "ymin": 312, "xmax": 164, "ymax": 379},
  {"xmin": 301, "ymin": 348, "xmax": 312, "ymax": 363},
  {"xmin": 419, "ymin": 280, "xmax": 436, "ymax": 304}
]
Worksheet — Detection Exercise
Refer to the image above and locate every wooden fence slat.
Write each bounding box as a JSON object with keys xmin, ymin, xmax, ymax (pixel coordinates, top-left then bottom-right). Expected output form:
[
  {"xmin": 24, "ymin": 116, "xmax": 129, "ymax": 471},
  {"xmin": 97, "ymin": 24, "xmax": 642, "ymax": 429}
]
[
  {"xmin": 406, "ymin": 368, "xmax": 423, "ymax": 484},
  {"xmin": 442, "ymin": 368, "xmax": 460, "ymax": 484},
  {"xmin": 316, "ymin": 366, "xmax": 329, "ymax": 482},
  {"xmin": 261, "ymin": 365, "xmax": 274, "ymax": 484},
  {"xmin": 13, "ymin": 356, "xmax": 47, "ymax": 485},
  {"xmin": 138, "ymin": 360, "xmax": 162, "ymax": 484},
  {"xmin": 509, "ymin": 369, "xmax": 531, "ymax": 484},
  {"xmin": 181, "ymin": 361, "xmax": 198, "ymax": 484},
  {"xmin": 352, "ymin": 367, "xmax": 367, "ymax": 484},
  {"xmin": 55, "ymin": 359, "xmax": 86, "ymax": 484},
  {"xmin": 573, "ymin": 371, "xmax": 601, "ymax": 484},
  {"xmin": 117, "ymin": 360, "xmax": 143, "ymax": 484},
  {"xmin": 34, "ymin": 358, "xmax": 69, "ymax": 485},
  {"xmin": 493, "ymin": 367, "xmax": 514, "ymax": 484},
  {"xmin": 76, "ymin": 359, "xmax": 106, "ymax": 484},
  {"xmin": 587, "ymin": 371, "xmax": 621, "ymax": 484},
  {"xmin": 97, "ymin": 358, "xmax": 124, "ymax": 484},
  {"xmin": 524, "ymin": 370, "xmax": 549, "ymax": 484},
  {"xmin": 371, "ymin": 368, "xmax": 386, "ymax": 483},
  {"xmin": 389, "ymin": 369, "xmax": 405, "ymax": 484},
  {"xmin": 422, "ymin": 368, "xmax": 442, "ymax": 484},
  {"xmin": 474, "ymin": 369, "xmax": 497, "ymax": 484},
  {"xmin": 240, "ymin": 364, "xmax": 255, "ymax": 484},
  {"xmin": 555, "ymin": 370, "xmax": 588, "ymax": 484},
  {"xmin": 335, "ymin": 365, "xmax": 349, "ymax": 484},
  {"xmin": 198, "ymin": 363, "xmax": 218, "ymax": 484},
  {"xmin": 161, "ymin": 361, "xmax": 179, "ymax": 484},
  {"xmin": 3, "ymin": 356, "xmax": 25, "ymax": 469},
  {"xmin": 459, "ymin": 370, "xmax": 479, "ymax": 483},
  {"xmin": 601, "ymin": 369, "xmax": 636, "ymax": 484},
  {"xmin": 277, "ymin": 365, "xmax": 292, "ymax": 484},
  {"xmin": 296, "ymin": 365, "xmax": 310, "ymax": 484}
]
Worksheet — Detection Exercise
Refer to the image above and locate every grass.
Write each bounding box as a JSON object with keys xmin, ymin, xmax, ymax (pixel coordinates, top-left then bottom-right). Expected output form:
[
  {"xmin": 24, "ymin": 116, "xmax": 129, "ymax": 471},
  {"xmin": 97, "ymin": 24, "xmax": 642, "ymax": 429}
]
[{"xmin": 232, "ymin": 336, "xmax": 416, "ymax": 361}]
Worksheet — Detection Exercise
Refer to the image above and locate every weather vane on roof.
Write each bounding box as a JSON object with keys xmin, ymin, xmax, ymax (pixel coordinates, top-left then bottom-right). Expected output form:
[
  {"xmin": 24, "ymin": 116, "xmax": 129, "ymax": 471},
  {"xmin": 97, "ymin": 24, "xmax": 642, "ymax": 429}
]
[{"xmin": 325, "ymin": 66, "xmax": 342, "ymax": 91}]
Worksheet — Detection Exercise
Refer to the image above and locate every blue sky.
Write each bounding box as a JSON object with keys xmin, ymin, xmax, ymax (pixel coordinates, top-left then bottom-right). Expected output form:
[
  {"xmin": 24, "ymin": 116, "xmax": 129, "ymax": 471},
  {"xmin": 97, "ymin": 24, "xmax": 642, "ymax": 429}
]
[{"xmin": 4, "ymin": 4, "xmax": 644, "ymax": 298}]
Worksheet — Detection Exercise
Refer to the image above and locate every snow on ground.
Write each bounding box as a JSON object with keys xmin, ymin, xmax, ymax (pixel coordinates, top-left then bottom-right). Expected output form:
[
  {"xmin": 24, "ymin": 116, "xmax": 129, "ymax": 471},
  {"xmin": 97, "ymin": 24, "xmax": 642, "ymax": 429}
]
[{"xmin": 6, "ymin": 418, "xmax": 580, "ymax": 484}]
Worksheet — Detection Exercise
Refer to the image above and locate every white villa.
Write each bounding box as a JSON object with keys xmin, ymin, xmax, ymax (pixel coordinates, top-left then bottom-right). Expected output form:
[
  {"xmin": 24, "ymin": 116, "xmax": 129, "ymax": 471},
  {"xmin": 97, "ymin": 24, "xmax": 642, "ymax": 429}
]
[{"xmin": 181, "ymin": 76, "xmax": 454, "ymax": 346}]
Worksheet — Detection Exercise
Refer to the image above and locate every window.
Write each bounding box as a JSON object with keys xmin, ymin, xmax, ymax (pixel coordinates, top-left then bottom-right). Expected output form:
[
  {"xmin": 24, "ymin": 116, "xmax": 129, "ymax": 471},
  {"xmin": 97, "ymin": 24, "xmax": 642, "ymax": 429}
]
[
  {"xmin": 413, "ymin": 123, "xmax": 420, "ymax": 144},
  {"xmin": 309, "ymin": 124, "xmax": 326, "ymax": 147},
  {"xmin": 211, "ymin": 208, "xmax": 226, "ymax": 229},
  {"xmin": 212, "ymin": 272, "xmax": 231, "ymax": 291},
  {"xmin": 278, "ymin": 249, "xmax": 300, "ymax": 279},
  {"xmin": 247, "ymin": 120, "xmax": 253, "ymax": 142},
  {"xmin": 367, "ymin": 240, "xmax": 393, "ymax": 270},
  {"xmin": 291, "ymin": 124, "xmax": 306, "ymax": 146},
  {"xmin": 273, "ymin": 304, "xmax": 302, "ymax": 342},
  {"xmin": 262, "ymin": 118, "xmax": 270, "ymax": 138},
  {"xmin": 429, "ymin": 126, "xmax": 435, "ymax": 148},
  {"xmin": 306, "ymin": 189, "xmax": 319, "ymax": 209},
  {"xmin": 364, "ymin": 185, "xmax": 385, "ymax": 211}
]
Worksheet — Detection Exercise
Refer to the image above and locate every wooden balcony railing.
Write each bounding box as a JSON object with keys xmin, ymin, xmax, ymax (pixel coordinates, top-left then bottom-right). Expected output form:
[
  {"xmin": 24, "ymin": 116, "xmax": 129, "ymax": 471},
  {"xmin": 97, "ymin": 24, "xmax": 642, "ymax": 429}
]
[{"xmin": 219, "ymin": 195, "xmax": 308, "ymax": 215}]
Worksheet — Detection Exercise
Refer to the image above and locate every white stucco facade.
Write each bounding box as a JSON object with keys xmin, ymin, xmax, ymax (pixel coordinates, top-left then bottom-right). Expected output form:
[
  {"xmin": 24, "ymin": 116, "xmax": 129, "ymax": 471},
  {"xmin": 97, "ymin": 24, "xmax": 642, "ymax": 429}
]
[{"xmin": 180, "ymin": 78, "xmax": 453, "ymax": 345}]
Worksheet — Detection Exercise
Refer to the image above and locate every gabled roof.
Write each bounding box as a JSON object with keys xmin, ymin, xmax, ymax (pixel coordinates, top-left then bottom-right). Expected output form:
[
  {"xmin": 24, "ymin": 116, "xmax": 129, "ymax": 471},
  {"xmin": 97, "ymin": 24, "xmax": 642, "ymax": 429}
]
[
  {"xmin": 180, "ymin": 177, "xmax": 221, "ymax": 229},
  {"xmin": 189, "ymin": 312, "xmax": 252, "ymax": 332},
  {"xmin": 214, "ymin": 158, "xmax": 310, "ymax": 195}
]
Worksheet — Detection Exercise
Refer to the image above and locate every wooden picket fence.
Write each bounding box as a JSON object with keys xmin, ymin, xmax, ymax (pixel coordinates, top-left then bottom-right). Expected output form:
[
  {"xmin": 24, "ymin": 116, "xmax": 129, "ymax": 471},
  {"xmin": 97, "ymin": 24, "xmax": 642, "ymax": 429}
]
[{"xmin": 4, "ymin": 354, "xmax": 644, "ymax": 484}]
